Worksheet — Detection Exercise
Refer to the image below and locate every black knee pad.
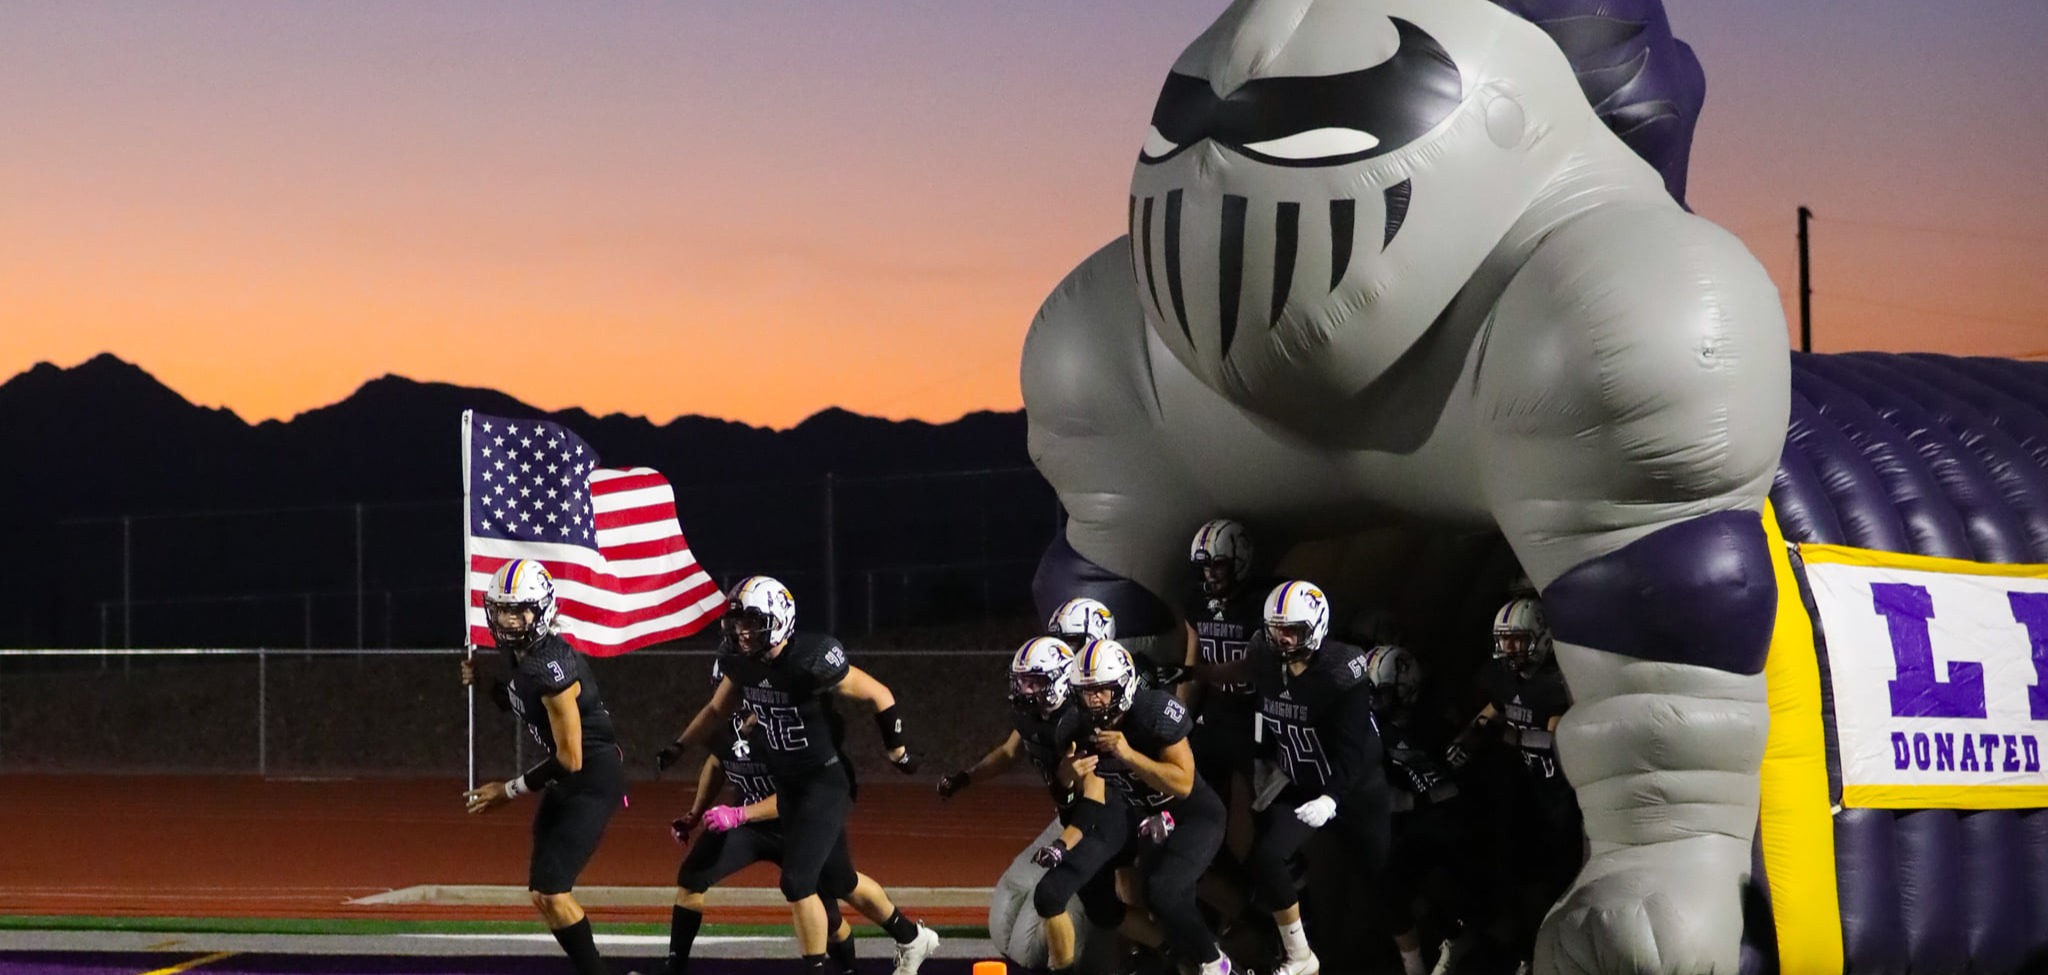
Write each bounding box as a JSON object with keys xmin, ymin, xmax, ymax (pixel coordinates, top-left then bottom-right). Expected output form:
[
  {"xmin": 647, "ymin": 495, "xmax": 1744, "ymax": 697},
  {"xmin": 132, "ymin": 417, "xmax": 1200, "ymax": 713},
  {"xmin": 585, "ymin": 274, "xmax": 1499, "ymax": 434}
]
[
  {"xmin": 1034, "ymin": 872, "xmax": 1078, "ymax": 920},
  {"xmin": 1541, "ymin": 510, "xmax": 1777, "ymax": 675}
]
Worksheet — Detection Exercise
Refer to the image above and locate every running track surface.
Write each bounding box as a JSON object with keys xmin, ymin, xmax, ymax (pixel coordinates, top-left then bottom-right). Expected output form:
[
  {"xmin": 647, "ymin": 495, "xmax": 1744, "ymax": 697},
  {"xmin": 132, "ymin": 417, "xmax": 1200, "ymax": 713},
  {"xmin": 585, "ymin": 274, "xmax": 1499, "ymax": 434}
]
[
  {"xmin": 0, "ymin": 776, "xmax": 1047, "ymax": 926},
  {"xmin": 0, "ymin": 953, "xmax": 988, "ymax": 974}
]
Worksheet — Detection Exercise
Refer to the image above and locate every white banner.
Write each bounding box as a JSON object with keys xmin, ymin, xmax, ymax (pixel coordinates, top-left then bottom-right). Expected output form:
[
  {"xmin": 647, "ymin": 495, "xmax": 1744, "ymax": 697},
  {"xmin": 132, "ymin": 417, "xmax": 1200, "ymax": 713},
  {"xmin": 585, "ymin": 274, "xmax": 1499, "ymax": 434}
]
[{"xmin": 1798, "ymin": 544, "xmax": 2048, "ymax": 808}]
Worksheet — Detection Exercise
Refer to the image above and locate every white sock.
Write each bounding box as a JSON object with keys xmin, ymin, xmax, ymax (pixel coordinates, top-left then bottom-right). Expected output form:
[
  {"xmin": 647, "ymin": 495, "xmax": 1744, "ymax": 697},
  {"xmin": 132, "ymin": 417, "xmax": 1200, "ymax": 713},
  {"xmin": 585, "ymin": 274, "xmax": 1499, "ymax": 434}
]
[
  {"xmin": 1279, "ymin": 919, "xmax": 1311, "ymax": 960},
  {"xmin": 1401, "ymin": 946, "xmax": 1425, "ymax": 975},
  {"xmin": 1200, "ymin": 954, "xmax": 1232, "ymax": 975}
]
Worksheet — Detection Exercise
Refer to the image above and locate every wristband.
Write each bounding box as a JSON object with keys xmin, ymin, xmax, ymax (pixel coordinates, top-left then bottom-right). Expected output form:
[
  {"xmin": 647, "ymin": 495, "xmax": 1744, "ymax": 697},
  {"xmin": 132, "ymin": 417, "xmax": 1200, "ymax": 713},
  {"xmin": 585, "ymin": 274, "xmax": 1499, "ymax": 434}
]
[
  {"xmin": 504, "ymin": 777, "xmax": 529, "ymax": 799},
  {"xmin": 874, "ymin": 705, "xmax": 907, "ymax": 750}
]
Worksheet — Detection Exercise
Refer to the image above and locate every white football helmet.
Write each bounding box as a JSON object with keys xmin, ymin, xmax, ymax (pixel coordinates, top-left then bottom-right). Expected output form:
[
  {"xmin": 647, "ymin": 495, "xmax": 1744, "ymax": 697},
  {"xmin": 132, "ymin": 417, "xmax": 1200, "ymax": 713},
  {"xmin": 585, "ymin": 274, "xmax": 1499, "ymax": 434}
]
[
  {"xmin": 1009, "ymin": 636, "xmax": 1076, "ymax": 718},
  {"xmin": 724, "ymin": 576, "xmax": 796, "ymax": 656},
  {"xmin": 1071, "ymin": 638, "xmax": 1141, "ymax": 726},
  {"xmin": 1492, "ymin": 596, "xmax": 1553, "ymax": 674},
  {"xmin": 1364, "ymin": 644, "xmax": 1421, "ymax": 711},
  {"xmin": 1190, "ymin": 518, "xmax": 1254, "ymax": 598},
  {"xmin": 485, "ymin": 559, "xmax": 557, "ymax": 652},
  {"xmin": 1047, "ymin": 597, "xmax": 1116, "ymax": 647},
  {"xmin": 1263, "ymin": 580, "xmax": 1331, "ymax": 662}
]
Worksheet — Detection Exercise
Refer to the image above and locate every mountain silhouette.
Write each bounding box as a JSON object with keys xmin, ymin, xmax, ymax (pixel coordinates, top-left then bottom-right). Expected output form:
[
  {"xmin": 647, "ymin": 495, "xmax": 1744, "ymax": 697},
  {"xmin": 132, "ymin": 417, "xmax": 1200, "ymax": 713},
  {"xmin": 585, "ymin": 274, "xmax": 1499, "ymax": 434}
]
[{"xmin": 0, "ymin": 355, "xmax": 1051, "ymax": 648}]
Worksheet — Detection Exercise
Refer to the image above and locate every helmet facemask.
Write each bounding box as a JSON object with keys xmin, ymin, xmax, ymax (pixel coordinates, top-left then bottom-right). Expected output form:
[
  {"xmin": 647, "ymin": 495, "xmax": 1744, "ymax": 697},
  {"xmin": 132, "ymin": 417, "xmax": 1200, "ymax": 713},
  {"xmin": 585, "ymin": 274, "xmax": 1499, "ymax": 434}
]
[
  {"xmin": 723, "ymin": 606, "xmax": 777, "ymax": 658},
  {"xmin": 1076, "ymin": 680, "xmax": 1131, "ymax": 731},
  {"xmin": 487, "ymin": 600, "xmax": 546, "ymax": 653},
  {"xmin": 1195, "ymin": 557, "xmax": 1242, "ymax": 599},
  {"xmin": 1495, "ymin": 629, "xmax": 1546, "ymax": 676},
  {"xmin": 1009, "ymin": 671, "xmax": 1066, "ymax": 719},
  {"xmin": 1268, "ymin": 620, "xmax": 1319, "ymax": 664}
]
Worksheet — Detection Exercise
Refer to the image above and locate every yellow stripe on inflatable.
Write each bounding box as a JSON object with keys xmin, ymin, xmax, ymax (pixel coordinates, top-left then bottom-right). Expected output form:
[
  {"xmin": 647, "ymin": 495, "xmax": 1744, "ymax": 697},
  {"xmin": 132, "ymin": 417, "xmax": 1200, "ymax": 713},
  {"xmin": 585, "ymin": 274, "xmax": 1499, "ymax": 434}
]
[
  {"xmin": 1798, "ymin": 542, "xmax": 2048, "ymax": 579},
  {"xmin": 1757, "ymin": 500, "xmax": 1845, "ymax": 974},
  {"xmin": 1841, "ymin": 784, "xmax": 2048, "ymax": 809}
]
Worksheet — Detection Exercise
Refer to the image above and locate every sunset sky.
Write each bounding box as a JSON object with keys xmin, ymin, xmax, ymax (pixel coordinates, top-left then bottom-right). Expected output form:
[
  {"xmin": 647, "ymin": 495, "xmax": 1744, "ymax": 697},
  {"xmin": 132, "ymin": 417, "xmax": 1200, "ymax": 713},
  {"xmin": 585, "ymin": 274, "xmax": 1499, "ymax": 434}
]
[{"xmin": 3, "ymin": 1, "xmax": 2044, "ymax": 429}]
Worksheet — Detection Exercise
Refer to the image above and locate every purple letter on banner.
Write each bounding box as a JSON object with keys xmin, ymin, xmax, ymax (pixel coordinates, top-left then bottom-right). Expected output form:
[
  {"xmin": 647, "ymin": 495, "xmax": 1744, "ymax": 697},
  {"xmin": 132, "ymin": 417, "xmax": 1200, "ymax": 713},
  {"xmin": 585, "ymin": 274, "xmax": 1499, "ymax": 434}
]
[
  {"xmin": 1892, "ymin": 732, "xmax": 1911, "ymax": 769},
  {"xmin": 1875, "ymin": 583, "xmax": 1986, "ymax": 718},
  {"xmin": 2005, "ymin": 591, "xmax": 2048, "ymax": 720}
]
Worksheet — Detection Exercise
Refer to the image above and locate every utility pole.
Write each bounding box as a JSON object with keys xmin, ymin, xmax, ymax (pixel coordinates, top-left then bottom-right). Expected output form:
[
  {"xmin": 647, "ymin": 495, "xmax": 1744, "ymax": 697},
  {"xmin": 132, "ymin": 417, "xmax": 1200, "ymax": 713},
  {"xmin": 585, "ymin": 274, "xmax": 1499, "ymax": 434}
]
[{"xmin": 1797, "ymin": 206, "xmax": 1813, "ymax": 354}]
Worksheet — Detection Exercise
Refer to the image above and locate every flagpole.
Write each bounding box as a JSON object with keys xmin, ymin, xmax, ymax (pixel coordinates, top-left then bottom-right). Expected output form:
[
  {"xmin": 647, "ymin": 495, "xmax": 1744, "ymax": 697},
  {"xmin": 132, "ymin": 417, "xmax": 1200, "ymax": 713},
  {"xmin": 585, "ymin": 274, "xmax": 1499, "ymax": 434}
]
[{"xmin": 461, "ymin": 410, "xmax": 476, "ymax": 793}]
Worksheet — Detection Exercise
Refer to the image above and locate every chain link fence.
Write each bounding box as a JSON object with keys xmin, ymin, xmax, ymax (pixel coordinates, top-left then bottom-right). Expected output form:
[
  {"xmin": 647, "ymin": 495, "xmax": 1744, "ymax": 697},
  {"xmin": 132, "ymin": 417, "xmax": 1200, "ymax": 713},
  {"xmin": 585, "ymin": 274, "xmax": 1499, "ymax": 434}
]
[
  {"xmin": 0, "ymin": 634, "xmax": 1027, "ymax": 781},
  {"xmin": 29, "ymin": 467, "xmax": 1058, "ymax": 650}
]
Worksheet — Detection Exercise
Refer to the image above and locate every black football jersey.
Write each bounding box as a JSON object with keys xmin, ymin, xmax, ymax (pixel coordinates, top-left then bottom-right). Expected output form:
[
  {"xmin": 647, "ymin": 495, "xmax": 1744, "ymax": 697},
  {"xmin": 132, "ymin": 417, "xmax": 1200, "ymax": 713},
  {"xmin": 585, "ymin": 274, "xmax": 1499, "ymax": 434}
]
[
  {"xmin": 501, "ymin": 633, "xmax": 618, "ymax": 757},
  {"xmin": 1245, "ymin": 637, "xmax": 1385, "ymax": 797},
  {"xmin": 1014, "ymin": 701, "xmax": 1080, "ymax": 808},
  {"xmin": 716, "ymin": 632, "xmax": 850, "ymax": 776},
  {"xmin": 1186, "ymin": 578, "xmax": 1276, "ymax": 705},
  {"xmin": 1058, "ymin": 688, "xmax": 1215, "ymax": 812},
  {"xmin": 713, "ymin": 718, "xmax": 777, "ymax": 808},
  {"xmin": 1481, "ymin": 659, "xmax": 1573, "ymax": 781}
]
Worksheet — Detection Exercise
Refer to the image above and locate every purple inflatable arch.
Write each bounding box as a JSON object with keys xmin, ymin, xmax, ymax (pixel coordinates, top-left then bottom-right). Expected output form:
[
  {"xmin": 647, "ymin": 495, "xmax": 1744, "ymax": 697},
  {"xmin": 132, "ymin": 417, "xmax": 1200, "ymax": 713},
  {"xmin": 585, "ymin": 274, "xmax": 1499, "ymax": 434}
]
[{"xmin": 1761, "ymin": 351, "xmax": 2048, "ymax": 974}]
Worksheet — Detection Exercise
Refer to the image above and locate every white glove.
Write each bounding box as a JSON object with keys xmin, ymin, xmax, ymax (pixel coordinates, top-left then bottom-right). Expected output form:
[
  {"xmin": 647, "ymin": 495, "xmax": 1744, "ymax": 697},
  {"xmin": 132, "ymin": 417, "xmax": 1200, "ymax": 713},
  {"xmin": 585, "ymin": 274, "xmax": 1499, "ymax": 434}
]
[{"xmin": 1294, "ymin": 794, "xmax": 1338, "ymax": 828}]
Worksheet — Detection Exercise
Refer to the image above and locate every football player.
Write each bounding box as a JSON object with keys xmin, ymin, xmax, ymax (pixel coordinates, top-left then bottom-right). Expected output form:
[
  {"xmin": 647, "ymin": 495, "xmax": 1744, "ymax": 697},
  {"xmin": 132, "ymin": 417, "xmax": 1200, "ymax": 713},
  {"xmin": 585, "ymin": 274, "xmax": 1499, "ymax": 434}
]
[
  {"xmin": 939, "ymin": 636, "xmax": 1145, "ymax": 974},
  {"xmin": 1193, "ymin": 581, "xmax": 1392, "ymax": 975},
  {"xmin": 459, "ymin": 560, "xmax": 627, "ymax": 975},
  {"xmin": 1062, "ymin": 639, "xmax": 1234, "ymax": 975},
  {"xmin": 657, "ymin": 576, "xmax": 941, "ymax": 975},
  {"xmin": 648, "ymin": 661, "xmax": 890, "ymax": 975},
  {"xmin": 1180, "ymin": 521, "xmax": 1275, "ymax": 804},
  {"xmin": 1365, "ymin": 644, "xmax": 1479, "ymax": 975},
  {"xmin": 1445, "ymin": 596, "xmax": 1580, "ymax": 972}
]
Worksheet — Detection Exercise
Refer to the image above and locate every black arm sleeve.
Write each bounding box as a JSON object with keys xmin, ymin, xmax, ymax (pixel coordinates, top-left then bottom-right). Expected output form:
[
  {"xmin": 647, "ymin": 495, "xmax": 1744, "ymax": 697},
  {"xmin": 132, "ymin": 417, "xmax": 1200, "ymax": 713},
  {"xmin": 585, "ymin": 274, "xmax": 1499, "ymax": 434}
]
[
  {"xmin": 874, "ymin": 705, "xmax": 907, "ymax": 750},
  {"xmin": 1068, "ymin": 794, "xmax": 1112, "ymax": 837},
  {"xmin": 519, "ymin": 755, "xmax": 570, "ymax": 792},
  {"xmin": 1317, "ymin": 683, "xmax": 1385, "ymax": 798}
]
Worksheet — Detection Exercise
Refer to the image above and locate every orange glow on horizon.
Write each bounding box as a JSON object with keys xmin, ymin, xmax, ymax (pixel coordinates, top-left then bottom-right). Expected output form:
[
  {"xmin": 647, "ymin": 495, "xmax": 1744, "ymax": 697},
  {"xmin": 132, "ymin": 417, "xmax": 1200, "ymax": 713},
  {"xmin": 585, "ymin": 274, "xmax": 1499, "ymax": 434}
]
[{"xmin": 2, "ymin": 4, "xmax": 2042, "ymax": 428}]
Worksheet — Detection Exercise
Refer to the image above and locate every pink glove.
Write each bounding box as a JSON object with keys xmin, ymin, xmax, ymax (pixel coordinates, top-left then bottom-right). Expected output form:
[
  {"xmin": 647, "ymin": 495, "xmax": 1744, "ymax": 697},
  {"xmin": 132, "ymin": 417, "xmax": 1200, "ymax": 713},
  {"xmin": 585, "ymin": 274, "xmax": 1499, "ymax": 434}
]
[{"xmin": 704, "ymin": 805, "xmax": 749, "ymax": 832}]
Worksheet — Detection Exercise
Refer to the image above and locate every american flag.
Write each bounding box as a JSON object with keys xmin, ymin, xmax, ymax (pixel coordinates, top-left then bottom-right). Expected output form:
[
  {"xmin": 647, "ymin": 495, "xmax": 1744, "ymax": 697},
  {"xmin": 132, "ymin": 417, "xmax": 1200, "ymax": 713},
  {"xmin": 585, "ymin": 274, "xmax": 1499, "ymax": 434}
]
[{"xmin": 463, "ymin": 410, "xmax": 724, "ymax": 656}]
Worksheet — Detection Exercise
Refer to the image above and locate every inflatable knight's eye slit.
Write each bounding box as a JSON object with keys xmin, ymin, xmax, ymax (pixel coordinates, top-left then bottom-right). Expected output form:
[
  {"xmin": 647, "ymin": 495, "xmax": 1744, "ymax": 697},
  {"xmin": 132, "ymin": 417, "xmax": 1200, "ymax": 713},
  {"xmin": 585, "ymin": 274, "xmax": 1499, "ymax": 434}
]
[
  {"xmin": 1329, "ymin": 198, "xmax": 1356, "ymax": 292},
  {"xmin": 1382, "ymin": 179, "xmax": 1412, "ymax": 251},
  {"xmin": 1219, "ymin": 194, "xmax": 1248, "ymax": 358},
  {"xmin": 1242, "ymin": 127, "xmax": 1382, "ymax": 163},
  {"xmin": 1164, "ymin": 189, "xmax": 1193, "ymax": 345},
  {"xmin": 1271, "ymin": 201, "xmax": 1300, "ymax": 329},
  {"xmin": 1140, "ymin": 196, "xmax": 1165, "ymax": 321},
  {"xmin": 1141, "ymin": 125, "xmax": 1181, "ymax": 163}
]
